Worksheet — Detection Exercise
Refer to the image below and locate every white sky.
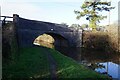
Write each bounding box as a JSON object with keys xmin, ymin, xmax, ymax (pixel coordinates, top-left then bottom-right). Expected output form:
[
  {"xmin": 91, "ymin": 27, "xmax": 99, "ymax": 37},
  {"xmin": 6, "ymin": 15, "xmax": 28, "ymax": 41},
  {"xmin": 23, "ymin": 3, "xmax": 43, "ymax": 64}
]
[{"xmin": 0, "ymin": 0, "xmax": 120, "ymax": 26}]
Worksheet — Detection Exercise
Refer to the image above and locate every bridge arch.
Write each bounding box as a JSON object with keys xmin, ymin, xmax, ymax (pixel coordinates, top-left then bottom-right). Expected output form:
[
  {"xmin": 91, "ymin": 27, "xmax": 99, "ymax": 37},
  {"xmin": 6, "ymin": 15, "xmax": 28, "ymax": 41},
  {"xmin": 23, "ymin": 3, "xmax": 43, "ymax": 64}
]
[
  {"xmin": 33, "ymin": 32, "xmax": 69, "ymax": 47},
  {"xmin": 13, "ymin": 14, "xmax": 82, "ymax": 47}
]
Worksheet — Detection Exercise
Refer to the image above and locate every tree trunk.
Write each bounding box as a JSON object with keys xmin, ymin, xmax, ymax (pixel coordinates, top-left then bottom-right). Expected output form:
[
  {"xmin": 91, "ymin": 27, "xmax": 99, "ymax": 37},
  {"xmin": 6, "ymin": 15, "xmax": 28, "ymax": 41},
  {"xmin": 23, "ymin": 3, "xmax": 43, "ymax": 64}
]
[{"xmin": 89, "ymin": 20, "xmax": 96, "ymax": 31}]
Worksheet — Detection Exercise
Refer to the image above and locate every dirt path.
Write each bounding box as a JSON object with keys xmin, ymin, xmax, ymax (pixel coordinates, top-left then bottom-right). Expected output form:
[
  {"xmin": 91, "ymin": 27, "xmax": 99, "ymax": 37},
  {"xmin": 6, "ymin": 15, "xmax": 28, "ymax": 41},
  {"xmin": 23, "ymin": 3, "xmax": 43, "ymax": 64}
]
[{"xmin": 43, "ymin": 48, "xmax": 57, "ymax": 79}]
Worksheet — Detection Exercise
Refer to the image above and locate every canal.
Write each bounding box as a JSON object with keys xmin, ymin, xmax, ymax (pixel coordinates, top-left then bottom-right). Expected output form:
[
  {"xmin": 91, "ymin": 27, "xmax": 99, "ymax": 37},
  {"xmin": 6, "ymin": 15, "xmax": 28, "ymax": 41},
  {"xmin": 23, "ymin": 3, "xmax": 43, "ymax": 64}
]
[
  {"xmin": 33, "ymin": 34, "xmax": 120, "ymax": 79},
  {"xmin": 55, "ymin": 46, "xmax": 120, "ymax": 79}
]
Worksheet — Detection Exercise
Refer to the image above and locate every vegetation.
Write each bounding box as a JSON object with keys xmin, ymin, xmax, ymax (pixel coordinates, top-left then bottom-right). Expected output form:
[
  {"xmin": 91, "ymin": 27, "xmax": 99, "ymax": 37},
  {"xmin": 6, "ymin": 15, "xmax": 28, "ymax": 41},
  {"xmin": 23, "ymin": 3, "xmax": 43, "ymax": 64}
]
[
  {"xmin": 2, "ymin": 22, "xmax": 18, "ymax": 63},
  {"xmin": 49, "ymin": 49, "xmax": 108, "ymax": 79},
  {"xmin": 60, "ymin": 22, "xmax": 68, "ymax": 27},
  {"xmin": 2, "ymin": 47, "xmax": 109, "ymax": 79},
  {"xmin": 74, "ymin": 0, "xmax": 114, "ymax": 31},
  {"xmin": 70, "ymin": 24, "xmax": 80, "ymax": 28},
  {"xmin": 83, "ymin": 32, "xmax": 110, "ymax": 51},
  {"xmin": 69, "ymin": 24, "xmax": 81, "ymax": 30},
  {"xmin": 34, "ymin": 34, "xmax": 55, "ymax": 44},
  {"xmin": 83, "ymin": 30, "xmax": 120, "ymax": 53},
  {"xmin": 105, "ymin": 23, "xmax": 120, "ymax": 52},
  {"xmin": 3, "ymin": 47, "xmax": 50, "ymax": 79}
]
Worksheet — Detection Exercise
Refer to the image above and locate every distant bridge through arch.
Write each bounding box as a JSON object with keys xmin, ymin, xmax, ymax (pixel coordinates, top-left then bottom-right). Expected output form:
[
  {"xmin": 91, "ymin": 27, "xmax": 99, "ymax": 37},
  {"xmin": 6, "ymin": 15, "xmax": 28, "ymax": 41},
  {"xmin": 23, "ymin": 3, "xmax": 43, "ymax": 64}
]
[{"xmin": 12, "ymin": 14, "xmax": 82, "ymax": 47}]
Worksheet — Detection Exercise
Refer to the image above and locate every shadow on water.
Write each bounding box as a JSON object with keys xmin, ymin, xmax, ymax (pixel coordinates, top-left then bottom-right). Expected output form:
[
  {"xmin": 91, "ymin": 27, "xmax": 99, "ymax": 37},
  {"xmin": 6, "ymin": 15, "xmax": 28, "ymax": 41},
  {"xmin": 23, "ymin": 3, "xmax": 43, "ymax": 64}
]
[{"xmin": 34, "ymin": 40, "xmax": 120, "ymax": 79}]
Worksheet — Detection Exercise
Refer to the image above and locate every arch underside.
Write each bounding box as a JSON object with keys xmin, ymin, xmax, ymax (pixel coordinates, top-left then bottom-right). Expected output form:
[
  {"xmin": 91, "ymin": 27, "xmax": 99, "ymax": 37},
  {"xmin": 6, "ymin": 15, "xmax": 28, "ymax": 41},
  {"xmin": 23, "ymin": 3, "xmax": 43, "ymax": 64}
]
[{"xmin": 45, "ymin": 33, "xmax": 69, "ymax": 47}]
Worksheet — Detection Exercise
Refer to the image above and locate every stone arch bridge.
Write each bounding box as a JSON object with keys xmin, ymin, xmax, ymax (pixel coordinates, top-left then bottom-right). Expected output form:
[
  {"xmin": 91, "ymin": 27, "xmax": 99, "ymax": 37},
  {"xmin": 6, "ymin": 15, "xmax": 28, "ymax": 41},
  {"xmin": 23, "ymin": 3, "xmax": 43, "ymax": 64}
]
[{"xmin": 12, "ymin": 14, "xmax": 82, "ymax": 47}]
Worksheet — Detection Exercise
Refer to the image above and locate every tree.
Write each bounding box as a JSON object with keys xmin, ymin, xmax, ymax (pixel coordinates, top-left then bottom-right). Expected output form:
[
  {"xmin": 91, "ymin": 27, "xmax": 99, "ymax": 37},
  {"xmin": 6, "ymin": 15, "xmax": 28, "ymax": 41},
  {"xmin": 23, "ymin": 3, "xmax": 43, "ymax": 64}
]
[
  {"xmin": 74, "ymin": 0, "xmax": 115, "ymax": 31},
  {"xmin": 60, "ymin": 22, "xmax": 68, "ymax": 27},
  {"xmin": 81, "ymin": 24, "xmax": 88, "ymax": 28},
  {"xmin": 70, "ymin": 24, "xmax": 80, "ymax": 28},
  {"xmin": 70, "ymin": 24, "xmax": 81, "ymax": 29}
]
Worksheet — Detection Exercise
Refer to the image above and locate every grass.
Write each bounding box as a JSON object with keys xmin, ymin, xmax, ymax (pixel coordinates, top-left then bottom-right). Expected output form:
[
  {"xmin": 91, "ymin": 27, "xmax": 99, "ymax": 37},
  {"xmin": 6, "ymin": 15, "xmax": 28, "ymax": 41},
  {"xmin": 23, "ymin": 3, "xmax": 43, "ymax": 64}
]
[
  {"xmin": 3, "ymin": 46, "xmax": 109, "ymax": 79},
  {"xmin": 49, "ymin": 49, "xmax": 109, "ymax": 79},
  {"xmin": 3, "ymin": 47, "xmax": 50, "ymax": 78}
]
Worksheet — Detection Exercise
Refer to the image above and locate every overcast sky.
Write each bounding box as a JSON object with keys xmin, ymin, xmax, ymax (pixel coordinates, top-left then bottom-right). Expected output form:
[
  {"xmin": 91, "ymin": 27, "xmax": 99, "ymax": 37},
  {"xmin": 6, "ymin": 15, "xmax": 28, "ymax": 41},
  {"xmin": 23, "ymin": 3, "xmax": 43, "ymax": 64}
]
[{"xmin": 1, "ymin": 0, "xmax": 119, "ymax": 26}]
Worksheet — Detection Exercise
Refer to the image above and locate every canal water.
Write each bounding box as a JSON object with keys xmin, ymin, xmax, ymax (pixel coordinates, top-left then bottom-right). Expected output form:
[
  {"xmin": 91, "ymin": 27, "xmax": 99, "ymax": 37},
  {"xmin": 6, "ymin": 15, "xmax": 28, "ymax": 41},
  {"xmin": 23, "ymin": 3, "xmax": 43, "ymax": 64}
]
[
  {"xmin": 55, "ymin": 47, "xmax": 120, "ymax": 79},
  {"xmin": 34, "ymin": 41, "xmax": 120, "ymax": 79}
]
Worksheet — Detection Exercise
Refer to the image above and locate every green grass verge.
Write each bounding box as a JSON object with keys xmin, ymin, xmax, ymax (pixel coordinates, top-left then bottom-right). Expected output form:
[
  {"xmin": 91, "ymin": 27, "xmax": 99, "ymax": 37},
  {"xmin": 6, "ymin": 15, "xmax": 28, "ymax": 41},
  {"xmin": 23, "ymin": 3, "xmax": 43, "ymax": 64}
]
[
  {"xmin": 3, "ymin": 46, "xmax": 109, "ymax": 79},
  {"xmin": 49, "ymin": 49, "xmax": 109, "ymax": 79},
  {"xmin": 3, "ymin": 47, "xmax": 50, "ymax": 78}
]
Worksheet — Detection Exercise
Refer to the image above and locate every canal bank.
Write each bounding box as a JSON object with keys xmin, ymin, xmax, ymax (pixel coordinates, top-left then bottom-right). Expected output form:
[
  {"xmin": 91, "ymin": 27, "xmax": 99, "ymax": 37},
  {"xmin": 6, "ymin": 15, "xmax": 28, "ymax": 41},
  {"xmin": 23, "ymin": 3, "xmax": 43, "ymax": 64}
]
[
  {"xmin": 2, "ymin": 47, "xmax": 109, "ymax": 79},
  {"xmin": 55, "ymin": 46, "xmax": 120, "ymax": 79}
]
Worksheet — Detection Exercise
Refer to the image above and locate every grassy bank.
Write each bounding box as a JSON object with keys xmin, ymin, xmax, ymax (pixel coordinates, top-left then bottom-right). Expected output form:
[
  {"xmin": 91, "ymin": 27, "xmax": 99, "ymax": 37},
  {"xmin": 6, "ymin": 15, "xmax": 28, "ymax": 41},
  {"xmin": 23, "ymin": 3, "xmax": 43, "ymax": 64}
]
[
  {"xmin": 3, "ymin": 47, "xmax": 109, "ymax": 79},
  {"xmin": 3, "ymin": 47, "xmax": 50, "ymax": 78},
  {"xmin": 49, "ymin": 49, "xmax": 108, "ymax": 79}
]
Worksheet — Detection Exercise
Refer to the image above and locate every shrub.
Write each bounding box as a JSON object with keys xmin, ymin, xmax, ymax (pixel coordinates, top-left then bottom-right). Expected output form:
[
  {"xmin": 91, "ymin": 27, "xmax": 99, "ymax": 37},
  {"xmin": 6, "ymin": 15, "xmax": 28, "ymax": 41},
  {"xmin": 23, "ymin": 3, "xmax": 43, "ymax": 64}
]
[{"xmin": 83, "ymin": 31, "xmax": 114, "ymax": 52}]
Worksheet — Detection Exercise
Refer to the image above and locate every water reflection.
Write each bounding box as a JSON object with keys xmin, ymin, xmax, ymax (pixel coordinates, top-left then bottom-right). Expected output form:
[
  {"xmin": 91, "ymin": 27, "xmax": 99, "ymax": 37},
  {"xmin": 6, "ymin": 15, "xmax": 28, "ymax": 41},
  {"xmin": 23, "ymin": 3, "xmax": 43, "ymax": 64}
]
[
  {"xmin": 55, "ymin": 47, "xmax": 120, "ymax": 79},
  {"xmin": 33, "ymin": 40, "xmax": 120, "ymax": 79},
  {"xmin": 95, "ymin": 62, "xmax": 120, "ymax": 78}
]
